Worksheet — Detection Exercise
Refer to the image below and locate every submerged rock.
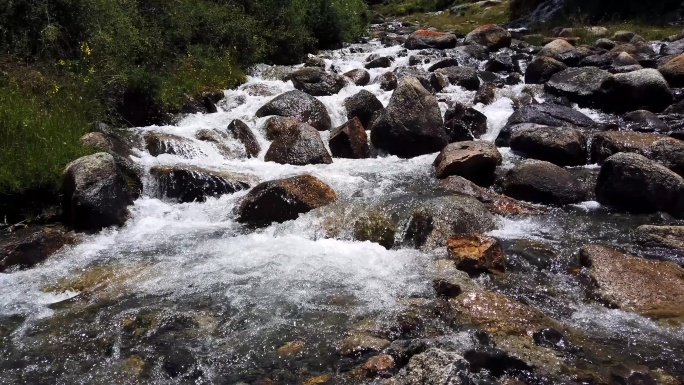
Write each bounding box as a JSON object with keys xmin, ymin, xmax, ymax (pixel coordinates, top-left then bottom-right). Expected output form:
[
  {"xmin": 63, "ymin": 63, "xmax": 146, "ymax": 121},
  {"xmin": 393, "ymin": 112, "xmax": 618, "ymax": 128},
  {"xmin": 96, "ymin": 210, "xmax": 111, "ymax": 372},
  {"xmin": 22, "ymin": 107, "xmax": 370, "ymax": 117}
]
[
  {"xmin": 0, "ymin": 225, "xmax": 73, "ymax": 272},
  {"xmin": 438, "ymin": 176, "xmax": 545, "ymax": 215},
  {"xmin": 595, "ymin": 153, "xmax": 684, "ymax": 217},
  {"xmin": 236, "ymin": 175, "xmax": 337, "ymax": 228},
  {"xmin": 62, "ymin": 153, "xmax": 133, "ymax": 231},
  {"xmin": 447, "ymin": 234, "xmax": 505, "ymax": 276},
  {"xmin": 329, "ymin": 118, "xmax": 370, "ymax": 159},
  {"xmin": 289, "ymin": 67, "xmax": 347, "ymax": 96},
  {"xmin": 256, "ymin": 90, "xmax": 332, "ymax": 131},
  {"xmin": 144, "ymin": 132, "xmax": 202, "ymax": 158},
  {"xmin": 264, "ymin": 123, "xmax": 332, "ymax": 165},
  {"xmin": 433, "ymin": 141, "xmax": 502, "ymax": 186},
  {"xmin": 405, "ymin": 30, "xmax": 457, "ymax": 50},
  {"xmin": 502, "ymin": 160, "xmax": 588, "ymax": 205},
  {"xmin": 150, "ymin": 165, "xmax": 255, "ymax": 203},
  {"xmin": 580, "ymin": 245, "xmax": 684, "ymax": 322},
  {"xmin": 369, "ymin": 77, "xmax": 448, "ymax": 158}
]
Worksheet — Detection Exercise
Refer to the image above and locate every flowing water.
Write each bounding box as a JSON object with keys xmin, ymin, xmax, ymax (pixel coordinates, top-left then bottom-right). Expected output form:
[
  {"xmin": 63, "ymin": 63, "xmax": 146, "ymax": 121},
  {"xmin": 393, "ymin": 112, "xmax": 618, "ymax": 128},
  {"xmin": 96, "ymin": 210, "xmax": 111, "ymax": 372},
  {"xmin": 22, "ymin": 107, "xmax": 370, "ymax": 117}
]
[{"xmin": 2, "ymin": 28, "xmax": 684, "ymax": 384}]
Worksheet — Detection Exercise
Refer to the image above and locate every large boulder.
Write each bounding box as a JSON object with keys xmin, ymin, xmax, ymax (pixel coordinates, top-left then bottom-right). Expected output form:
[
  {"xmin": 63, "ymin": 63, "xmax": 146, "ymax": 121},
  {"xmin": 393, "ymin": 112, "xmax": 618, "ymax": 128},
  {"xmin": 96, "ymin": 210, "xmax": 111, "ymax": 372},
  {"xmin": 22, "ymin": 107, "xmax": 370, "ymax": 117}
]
[
  {"xmin": 651, "ymin": 137, "xmax": 684, "ymax": 177},
  {"xmin": 263, "ymin": 116, "xmax": 300, "ymax": 141},
  {"xmin": 343, "ymin": 68, "xmax": 371, "ymax": 86},
  {"xmin": 599, "ymin": 68, "xmax": 673, "ymax": 113},
  {"xmin": 405, "ymin": 30, "xmax": 457, "ymax": 50},
  {"xmin": 62, "ymin": 153, "xmax": 134, "ymax": 231},
  {"xmin": 465, "ymin": 24, "xmax": 512, "ymax": 51},
  {"xmin": 433, "ymin": 141, "xmax": 502, "ymax": 186},
  {"xmin": 0, "ymin": 225, "xmax": 73, "ymax": 272},
  {"xmin": 502, "ymin": 160, "xmax": 588, "ymax": 205},
  {"xmin": 525, "ymin": 56, "xmax": 567, "ymax": 84},
  {"xmin": 255, "ymin": 90, "xmax": 332, "ymax": 131},
  {"xmin": 545, "ymin": 67, "xmax": 613, "ymax": 106},
  {"xmin": 623, "ymin": 110, "xmax": 669, "ymax": 132},
  {"xmin": 579, "ymin": 245, "xmax": 684, "ymax": 322},
  {"xmin": 509, "ymin": 125, "xmax": 588, "ymax": 166},
  {"xmin": 659, "ymin": 53, "xmax": 684, "ymax": 87},
  {"xmin": 496, "ymin": 103, "xmax": 594, "ymax": 146},
  {"xmin": 537, "ymin": 39, "xmax": 580, "ymax": 65},
  {"xmin": 444, "ymin": 103, "xmax": 488, "ymax": 142},
  {"xmin": 150, "ymin": 165, "xmax": 255, "ymax": 203},
  {"xmin": 369, "ymin": 77, "xmax": 448, "ymax": 158},
  {"xmin": 289, "ymin": 67, "xmax": 347, "ymax": 96},
  {"xmin": 236, "ymin": 175, "xmax": 337, "ymax": 228},
  {"xmin": 264, "ymin": 123, "xmax": 332, "ymax": 165},
  {"xmin": 595, "ymin": 153, "xmax": 684, "ymax": 217},
  {"xmin": 329, "ymin": 118, "xmax": 370, "ymax": 159},
  {"xmin": 227, "ymin": 119, "xmax": 261, "ymax": 158},
  {"xmin": 589, "ymin": 131, "xmax": 662, "ymax": 164},
  {"xmin": 430, "ymin": 66, "xmax": 480, "ymax": 91},
  {"xmin": 403, "ymin": 196, "xmax": 497, "ymax": 249},
  {"xmin": 344, "ymin": 90, "xmax": 384, "ymax": 129}
]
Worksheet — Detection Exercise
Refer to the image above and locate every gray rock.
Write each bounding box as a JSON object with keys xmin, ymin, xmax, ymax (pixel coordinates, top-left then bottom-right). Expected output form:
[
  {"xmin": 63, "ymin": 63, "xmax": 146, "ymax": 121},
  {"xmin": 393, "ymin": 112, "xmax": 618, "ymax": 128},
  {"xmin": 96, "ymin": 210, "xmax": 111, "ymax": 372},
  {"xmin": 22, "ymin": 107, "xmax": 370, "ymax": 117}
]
[
  {"xmin": 589, "ymin": 131, "xmax": 662, "ymax": 164},
  {"xmin": 227, "ymin": 119, "xmax": 261, "ymax": 158},
  {"xmin": 366, "ymin": 56, "xmax": 392, "ymax": 69},
  {"xmin": 289, "ymin": 67, "xmax": 347, "ymax": 96},
  {"xmin": 502, "ymin": 160, "xmax": 588, "ymax": 205},
  {"xmin": 264, "ymin": 123, "xmax": 332, "ymax": 165},
  {"xmin": 596, "ymin": 153, "xmax": 684, "ymax": 217},
  {"xmin": 431, "ymin": 66, "xmax": 480, "ymax": 91},
  {"xmin": 378, "ymin": 71, "xmax": 398, "ymax": 91},
  {"xmin": 391, "ymin": 348, "xmax": 471, "ymax": 385},
  {"xmin": 256, "ymin": 90, "xmax": 332, "ymax": 131},
  {"xmin": 444, "ymin": 103, "xmax": 488, "ymax": 142},
  {"xmin": 510, "ymin": 125, "xmax": 588, "ymax": 166},
  {"xmin": 651, "ymin": 137, "xmax": 684, "ymax": 177},
  {"xmin": 405, "ymin": 30, "xmax": 458, "ymax": 50},
  {"xmin": 465, "ymin": 24, "xmax": 511, "ymax": 50},
  {"xmin": 433, "ymin": 141, "xmax": 502, "ymax": 186},
  {"xmin": 343, "ymin": 68, "xmax": 371, "ymax": 86},
  {"xmin": 623, "ymin": 110, "xmax": 669, "ymax": 132},
  {"xmin": 525, "ymin": 56, "xmax": 567, "ymax": 84},
  {"xmin": 62, "ymin": 153, "xmax": 133, "ymax": 231},
  {"xmin": 545, "ymin": 67, "xmax": 613, "ymax": 106},
  {"xmin": 344, "ymin": 90, "xmax": 384, "ymax": 129},
  {"xmin": 369, "ymin": 77, "xmax": 448, "ymax": 158},
  {"xmin": 600, "ymin": 68, "xmax": 673, "ymax": 113}
]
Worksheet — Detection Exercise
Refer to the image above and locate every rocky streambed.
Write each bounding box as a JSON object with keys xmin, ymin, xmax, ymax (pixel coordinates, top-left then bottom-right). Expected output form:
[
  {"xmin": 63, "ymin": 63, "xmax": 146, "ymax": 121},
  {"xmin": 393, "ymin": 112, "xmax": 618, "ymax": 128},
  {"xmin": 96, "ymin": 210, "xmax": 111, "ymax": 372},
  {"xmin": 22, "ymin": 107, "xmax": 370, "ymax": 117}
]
[{"xmin": 2, "ymin": 21, "xmax": 684, "ymax": 385}]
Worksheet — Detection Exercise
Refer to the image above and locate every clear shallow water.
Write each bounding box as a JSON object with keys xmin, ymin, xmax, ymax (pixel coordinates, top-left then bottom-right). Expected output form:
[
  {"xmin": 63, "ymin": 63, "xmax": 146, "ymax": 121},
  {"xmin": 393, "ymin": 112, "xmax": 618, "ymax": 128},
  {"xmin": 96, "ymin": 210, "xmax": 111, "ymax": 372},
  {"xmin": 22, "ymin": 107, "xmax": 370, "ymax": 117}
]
[{"xmin": 2, "ymin": 35, "xmax": 684, "ymax": 384}]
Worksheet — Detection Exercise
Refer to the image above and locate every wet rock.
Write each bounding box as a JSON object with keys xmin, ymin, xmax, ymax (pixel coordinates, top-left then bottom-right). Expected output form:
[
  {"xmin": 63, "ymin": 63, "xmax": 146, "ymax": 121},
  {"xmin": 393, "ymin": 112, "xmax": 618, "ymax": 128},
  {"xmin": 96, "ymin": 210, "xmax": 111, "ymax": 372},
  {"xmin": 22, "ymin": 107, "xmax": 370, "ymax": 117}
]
[
  {"xmin": 538, "ymin": 39, "xmax": 579, "ymax": 65},
  {"xmin": 339, "ymin": 333, "xmax": 390, "ymax": 356},
  {"xmin": 651, "ymin": 137, "xmax": 684, "ymax": 176},
  {"xmin": 366, "ymin": 56, "xmax": 392, "ymax": 69},
  {"xmin": 353, "ymin": 211, "xmax": 397, "ymax": 249},
  {"xmin": 473, "ymin": 83, "xmax": 497, "ymax": 105},
  {"xmin": 427, "ymin": 58, "xmax": 459, "ymax": 72},
  {"xmin": 579, "ymin": 245, "xmax": 684, "ymax": 321},
  {"xmin": 343, "ymin": 68, "xmax": 371, "ymax": 86},
  {"xmin": 596, "ymin": 153, "xmax": 684, "ymax": 217},
  {"xmin": 532, "ymin": 328, "xmax": 578, "ymax": 353},
  {"xmin": 395, "ymin": 67, "xmax": 435, "ymax": 93},
  {"xmin": 430, "ymin": 66, "xmax": 480, "ymax": 91},
  {"xmin": 369, "ymin": 77, "xmax": 448, "ymax": 158},
  {"xmin": 405, "ymin": 30, "xmax": 457, "ymax": 50},
  {"xmin": 449, "ymin": 291, "xmax": 555, "ymax": 335},
  {"xmin": 438, "ymin": 176, "xmax": 545, "ymax": 215},
  {"xmin": 589, "ymin": 131, "xmax": 662, "ymax": 164},
  {"xmin": 659, "ymin": 53, "xmax": 684, "ymax": 87},
  {"xmin": 276, "ymin": 340, "xmax": 305, "ymax": 356},
  {"xmin": 433, "ymin": 141, "xmax": 502, "ymax": 186},
  {"xmin": 150, "ymin": 165, "xmax": 255, "ymax": 203},
  {"xmin": 610, "ymin": 364, "xmax": 658, "ymax": 385},
  {"xmin": 255, "ymin": 90, "xmax": 332, "ymax": 131},
  {"xmin": 378, "ymin": 71, "xmax": 398, "ymax": 91},
  {"xmin": 264, "ymin": 123, "xmax": 332, "ymax": 165},
  {"xmin": 391, "ymin": 348, "xmax": 470, "ymax": 385},
  {"xmin": 623, "ymin": 110, "xmax": 669, "ymax": 132},
  {"xmin": 344, "ymin": 89, "xmax": 384, "ymax": 129},
  {"xmin": 0, "ymin": 225, "xmax": 73, "ymax": 272},
  {"xmin": 263, "ymin": 116, "xmax": 300, "ymax": 140},
  {"xmin": 361, "ymin": 354, "xmax": 395, "ymax": 377},
  {"xmin": 485, "ymin": 52, "xmax": 515, "ymax": 73},
  {"xmin": 545, "ymin": 67, "xmax": 613, "ymax": 106},
  {"xmin": 404, "ymin": 196, "xmax": 497, "ymax": 249},
  {"xmin": 433, "ymin": 277, "xmax": 463, "ymax": 298},
  {"xmin": 289, "ymin": 67, "xmax": 346, "ymax": 96},
  {"xmin": 236, "ymin": 174, "xmax": 337, "ymax": 228},
  {"xmin": 525, "ymin": 56, "xmax": 567, "ymax": 84},
  {"xmin": 509, "ymin": 125, "xmax": 588, "ymax": 166},
  {"xmin": 227, "ymin": 119, "xmax": 261, "ymax": 158},
  {"xmin": 305, "ymin": 55, "xmax": 326, "ymax": 68},
  {"xmin": 465, "ymin": 24, "xmax": 511, "ymax": 51},
  {"xmin": 634, "ymin": 225, "xmax": 684, "ymax": 253},
  {"xmin": 443, "ymin": 103, "xmax": 488, "ymax": 142},
  {"xmin": 329, "ymin": 118, "xmax": 370, "ymax": 159},
  {"xmin": 243, "ymin": 83, "xmax": 277, "ymax": 97},
  {"xmin": 447, "ymin": 234, "xmax": 505, "ymax": 275},
  {"xmin": 463, "ymin": 347, "xmax": 533, "ymax": 377},
  {"xmin": 498, "ymin": 103, "xmax": 595, "ymax": 146},
  {"xmin": 600, "ymin": 68, "xmax": 673, "ymax": 113},
  {"xmin": 144, "ymin": 132, "xmax": 201, "ymax": 158},
  {"xmin": 62, "ymin": 153, "xmax": 133, "ymax": 231},
  {"xmin": 502, "ymin": 160, "xmax": 588, "ymax": 205}
]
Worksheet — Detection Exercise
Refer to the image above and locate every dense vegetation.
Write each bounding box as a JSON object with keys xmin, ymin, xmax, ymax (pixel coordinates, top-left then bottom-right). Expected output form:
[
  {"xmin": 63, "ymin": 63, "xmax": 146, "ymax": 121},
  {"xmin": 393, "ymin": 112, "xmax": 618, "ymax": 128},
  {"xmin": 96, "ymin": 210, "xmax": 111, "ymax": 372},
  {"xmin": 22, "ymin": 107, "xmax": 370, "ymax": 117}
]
[{"xmin": 0, "ymin": 0, "xmax": 369, "ymax": 221}]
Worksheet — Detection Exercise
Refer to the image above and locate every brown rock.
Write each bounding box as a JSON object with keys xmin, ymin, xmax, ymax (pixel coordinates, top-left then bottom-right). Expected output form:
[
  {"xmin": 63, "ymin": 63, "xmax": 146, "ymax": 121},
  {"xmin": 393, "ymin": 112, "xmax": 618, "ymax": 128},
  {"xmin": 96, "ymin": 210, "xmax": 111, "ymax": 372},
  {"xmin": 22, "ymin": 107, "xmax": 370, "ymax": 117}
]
[
  {"xmin": 0, "ymin": 225, "xmax": 74, "ymax": 272},
  {"xmin": 447, "ymin": 234, "xmax": 505, "ymax": 275},
  {"xmin": 580, "ymin": 245, "xmax": 684, "ymax": 322},
  {"xmin": 236, "ymin": 175, "xmax": 337, "ymax": 228},
  {"xmin": 228, "ymin": 119, "xmax": 261, "ymax": 158},
  {"xmin": 659, "ymin": 53, "xmax": 684, "ymax": 87},
  {"xmin": 361, "ymin": 354, "xmax": 395, "ymax": 377},
  {"xmin": 344, "ymin": 68, "xmax": 371, "ymax": 86},
  {"xmin": 264, "ymin": 123, "xmax": 332, "ymax": 165},
  {"xmin": 329, "ymin": 117, "xmax": 370, "ymax": 159},
  {"xmin": 301, "ymin": 375, "xmax": 332, "ymax": 385},
  {"xmin": 263, "ymin": 116, "xmax": 300, "ymax": 141},
  {"xmin": 340, "ymin": 333, "xmax": 390, "ymax": 356},
  {"xmin": 634, "ymin": 225, "xmax": 684, "ymax": 253},
  {"xmin": 276, "ymin": 340, "xmax": 305, "ymax": 356},
  {"xmin": 433, "ymin": 141, "xmax": 502, "ymax": 186},
  {"xmin": 590, "ymin": 131, "xmax": 662, "ymax": 164},
  {"xmin": 405, "ymin": 30, "xmax": 458, "ymax": 50},
  {"xmin": 465, "ymin": 24, "xmax": 512, "ymax": 51}
]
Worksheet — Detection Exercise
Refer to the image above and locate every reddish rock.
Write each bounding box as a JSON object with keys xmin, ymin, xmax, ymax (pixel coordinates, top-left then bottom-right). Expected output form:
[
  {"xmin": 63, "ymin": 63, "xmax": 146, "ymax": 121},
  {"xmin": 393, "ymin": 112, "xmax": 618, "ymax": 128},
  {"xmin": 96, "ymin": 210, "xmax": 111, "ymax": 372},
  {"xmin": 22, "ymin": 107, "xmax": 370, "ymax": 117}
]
[
  {"xmin": 447, "ymin": 234, "xmax": 505, "ymax": 275},
  {"xmin": 329, "ymin": 117, "xmax": 370, "ymax": 159}
]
